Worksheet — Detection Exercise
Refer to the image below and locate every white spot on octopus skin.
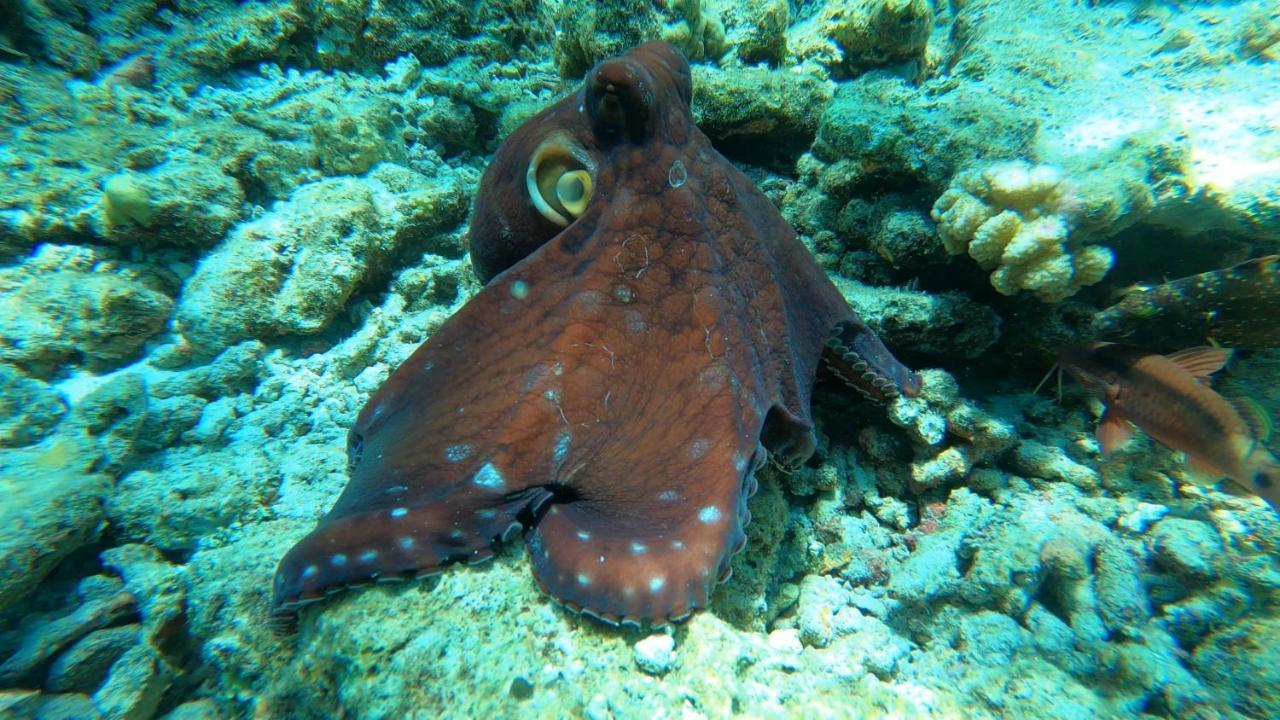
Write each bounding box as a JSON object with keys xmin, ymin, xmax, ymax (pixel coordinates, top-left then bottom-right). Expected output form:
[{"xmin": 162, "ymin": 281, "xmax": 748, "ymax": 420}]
[
  {"xmin": 359, "ymin": 550, "xmax": 378, "ymax": 563},
  {"xmin": 689, "ymin": 437, "xmax": 712, "ymax": 460},
  {"xmin": 510, "ymin": 279, "xmax": 530, "ymax": 299},
  {"xmin": 390, "ymin": 507, "xmax": 408, "ymax": 518},
  {"xmin": 631, "ymin": 542, "xmax": 648, "ymax": 554},
  {"xmin": 477, "ymin": 508, "xmax": 497, "ymax": 520},
  {"xmin": 398, "ymin": 537, "xmax": 415, "ymax": 550},
  {"xmin": 658, "ymin": 490, "xmax": 679, "ymax": 501},
  {"xmin": 331, "ymin": 554, "xmax": 348, "ymax": 567},
  {"xmin": 649, "ymin": 576, "xmax": 666, "ymax": 593},
  {"xmin": 302, "ymin": 565, "xmax": 318, "ymax": 579},
  {"xmin": 472, "ymin": 462, "xmax": 505, "ymax": 489},
  {"xmin": 576, "ymin": 530, "xmax": 591, "ymax": 542},
  {"xmin": 699, "ymin": 505, "xmax": 722, "ymax": 524},
  {"xmin": 444, "ymin": 443, "xmax": 473, "ymax": 463},
  {"xmin": 577, "ymin": 573, "xmax": 592, "ymax": 587},
  {"xmin": 733, "ymin": 453, "xmax": 749, "ymax": 472},
  {"xmin": 555, "ymin": 432, "xmax": 573, "ymax": 465},
  {"xmin": 671, "ymin": 540, "xmax": 685, "ymax": 551}
]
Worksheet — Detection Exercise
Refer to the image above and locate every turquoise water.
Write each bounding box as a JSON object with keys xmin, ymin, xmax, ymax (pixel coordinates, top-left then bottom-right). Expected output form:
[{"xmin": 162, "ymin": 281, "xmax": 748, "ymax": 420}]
[{"xmin": 1, "ymin": 1, "xmax": 1279, "ymax": 718}]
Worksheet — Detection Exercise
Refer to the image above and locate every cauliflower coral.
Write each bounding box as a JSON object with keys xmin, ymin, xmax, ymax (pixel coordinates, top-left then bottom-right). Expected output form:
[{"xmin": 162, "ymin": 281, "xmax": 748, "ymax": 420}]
[{"xmin": 931, "ymin": 161, "xmax": 1114, "ymax": 302}]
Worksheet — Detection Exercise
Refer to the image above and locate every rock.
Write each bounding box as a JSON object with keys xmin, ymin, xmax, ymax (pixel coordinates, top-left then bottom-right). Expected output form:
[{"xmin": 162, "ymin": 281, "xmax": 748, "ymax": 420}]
[
  {"xmin": 0, "ymin": 364, "xmax": 67, "ymax": 447},
  {"xmin": 0, "ymin": 580, "xmax": 135, "ymax": 685},
  {"xmin": 174, "ymin": 165, "xmax": 467, "ymax": 355},
  {"xmin": 1193, "ymin": 617, "xmax": 1280, "ymax": 719},
  {"xmin": 100, "ymin": 152, "xmax": 245, "ymax": 248},
  {"xmin": 0, "ymin": 690, "xmax": 42, "ymax": 717},
  {"xmin": 108, "ymin": 445, "xmax": 275, "ymax": 551},
  {"xmin": 158, "ymin": 702, "xmax": 218, "ymax": 717},
  {"xmin": 957, "ymin": 611, "xmax": 1028, "ymax": 667},
  {"xmin": 633, "ymin": 634, "xmax": 676, "ymax": 676},
  {"xmin": 0, "ymin": 438, "xmax": 112, "ymax": 613},
  {"xmin": 159, "ymin": 699, "xmax": 220, "ymax": 720},
  {"xmin": 0, "ymin": 262, "xmax": 173, "ymax": 375},
  {"xmin": 65, "ymin": 372, "xmax": 148, "ymax": 473},
  {"xmin": 44, "ymin": 625, "xmax": 142, "ymax": 694},
  {"xmin": 92, "ymin": 644, "xmax": 169, "ymax": 720},
  {"xmin": 1148, "ymin": 518, "xmax": 1221, "ymax": 580},
  {"xmin": 837, "ymin": 279, "xmax": 1001, "ymax": 361},
  {"xmin": 1117, "ymin": 502, "xmax": 1168, "ymax": 533}
]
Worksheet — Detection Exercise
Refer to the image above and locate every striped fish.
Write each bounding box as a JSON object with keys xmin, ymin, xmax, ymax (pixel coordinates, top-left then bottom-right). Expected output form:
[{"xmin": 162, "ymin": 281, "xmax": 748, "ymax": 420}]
[{"xmin": 1057, "ymin": 342, "xmax": 1280, "ymax": 509}]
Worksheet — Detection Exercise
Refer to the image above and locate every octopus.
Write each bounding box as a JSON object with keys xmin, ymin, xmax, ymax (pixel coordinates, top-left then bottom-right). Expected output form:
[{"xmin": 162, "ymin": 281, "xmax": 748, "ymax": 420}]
[
  {"xmin": 271, "ymin": 42, "xmax": 919, "ymax": 629},
  {"xmin": 1093, "ymin": 255, "xmax": 1280, "ymax": 349}
]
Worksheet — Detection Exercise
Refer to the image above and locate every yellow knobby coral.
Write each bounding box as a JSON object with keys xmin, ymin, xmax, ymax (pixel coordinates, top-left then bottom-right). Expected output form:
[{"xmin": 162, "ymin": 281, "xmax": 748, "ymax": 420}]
[{"xmin": 932, "ymin": 161, "xmax": 1114, "ymax": 302}]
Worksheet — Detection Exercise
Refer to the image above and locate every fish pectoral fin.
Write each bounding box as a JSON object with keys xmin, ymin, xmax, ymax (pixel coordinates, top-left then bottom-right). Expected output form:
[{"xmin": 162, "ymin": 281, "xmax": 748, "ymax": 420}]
[
  {"xmin": 1227, "ymin": 396, "xmax": 1273, "ymax": 442},
  {"xmin": 1096, "ymin": 412, "xmax": 1135, "ymax": 455},
  {"xmin": 1179, "ymin": 452, "xmax": 1227, "ymax": 484},
  {"xmin": 1165, "ymin": 346, "xmax": 1233, "ymax": 379}
]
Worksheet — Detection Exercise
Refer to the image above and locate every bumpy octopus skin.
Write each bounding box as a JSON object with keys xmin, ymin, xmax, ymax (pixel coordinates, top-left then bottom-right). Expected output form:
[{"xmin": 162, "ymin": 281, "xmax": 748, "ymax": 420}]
[{"xmin": 272, "ymin": 42, "xmax": 918, "ymax": 628}]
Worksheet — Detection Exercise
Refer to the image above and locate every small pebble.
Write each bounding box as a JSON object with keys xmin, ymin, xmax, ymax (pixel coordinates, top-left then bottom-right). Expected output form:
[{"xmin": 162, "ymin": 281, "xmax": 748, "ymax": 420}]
[
  {"xmin": 766, "ymin": 628, "xmax": 803, "ymax": 654},
  {"xmin": 1118, "ymin": 502, "xmax": 1168, "ymax": 533},
  {"xmin": 633, "ymin": 634, "xmax": 676, "ymax": 675},
  {"xmin": 508, "ymin": 676, "xmax": 534, "ymax": 701}
]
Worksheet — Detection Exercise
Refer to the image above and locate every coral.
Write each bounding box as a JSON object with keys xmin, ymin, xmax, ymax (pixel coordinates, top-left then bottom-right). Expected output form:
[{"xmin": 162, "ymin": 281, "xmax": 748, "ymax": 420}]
[
  {"xmin": 552, "ymin": 2, "xmax": 659, "ymax": 78},
  {"xmin": 0, "ymin": 246, "xmax": 174, "ymax": 375},
  {"xmin": 99, "ymin": 152, "xmax": 245, "ymax": 248},
  {"xmin": 107, "ymin": 443, "xmax": 278, "ymax": 552},
  {"xmin": 1192, "ymin": 617, "xmax": 1280, "ymax": 719},
  {"xmin": 662, "ymin": 0, "xmax": 727, "ymax": 62},
  {"xmin": 311, "ymin": 96, "xmax": 407, "ymax": 175},
  {"xmin": 878, "ymin": 370, "xmax": 1018, "ymax": 490},
  {"xmin": 727, "ymin": 0, "xmax": 788, "ymax": 66},
  {"xmin": 101, "ymin": 173, "xmax": 154, "ymax": 227},
  {"xmin": 834, "ymin": 277, "xmax": 1001, "ymax": 360},
  {"xmin": 0, "ymin": 437, "xmax": 111, "ymax": 614},
  {"xmin": 182, "ymin": 1, "xmax": 303, "ymax": 73},
  {"xmin": 0, "ymin": 365, "xmax": 67, "ymax": 447},
  {"xmin": 174, "ymin": 163, "xmax": 469, "ymax": 355},
  {"xmin": 691, "ymin": 65, "xmax": 832, "ymax": 153},
  {"xmin": 932, "ymin": 161, "xmax": 1114, "ymax": 302},
  {"xmin": 791, "ymin": 0, "xmax": 934, "ymax": 75}
]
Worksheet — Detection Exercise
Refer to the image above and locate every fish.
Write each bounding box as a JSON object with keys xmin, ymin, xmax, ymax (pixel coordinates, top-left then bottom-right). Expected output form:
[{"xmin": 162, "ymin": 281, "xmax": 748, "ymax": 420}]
[
  {"xmin": 1055, "ymin": 342, "xmax": 1280, "ymax": 509},
  {"xmin": 1092, "ymin": 255, "xmax": 1280, "ymax": 349}
]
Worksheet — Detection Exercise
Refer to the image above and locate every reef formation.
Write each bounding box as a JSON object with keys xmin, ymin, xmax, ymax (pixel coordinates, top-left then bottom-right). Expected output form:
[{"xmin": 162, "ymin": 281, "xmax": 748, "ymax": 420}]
[{"xmin": 0, "ymin": 1, "xmax": 1278, "ymax": 719}]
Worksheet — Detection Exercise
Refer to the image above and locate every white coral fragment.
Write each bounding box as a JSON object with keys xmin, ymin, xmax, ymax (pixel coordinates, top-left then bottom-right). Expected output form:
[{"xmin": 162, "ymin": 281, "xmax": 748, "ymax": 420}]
[{"xmin": 931, "ymin": 161, "xmax": 1113, "ymax": 302}]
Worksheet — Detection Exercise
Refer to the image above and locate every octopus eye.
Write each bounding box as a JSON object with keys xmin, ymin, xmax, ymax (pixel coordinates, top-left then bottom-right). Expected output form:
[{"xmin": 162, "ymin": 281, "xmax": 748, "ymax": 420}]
[
  {"xmin": 1255, "ymin": 471, "xmax": 1273, "ymax": 489},
  {"xmin": 527, "ymin": 133, "xmax": 595, "ymax": 227}
]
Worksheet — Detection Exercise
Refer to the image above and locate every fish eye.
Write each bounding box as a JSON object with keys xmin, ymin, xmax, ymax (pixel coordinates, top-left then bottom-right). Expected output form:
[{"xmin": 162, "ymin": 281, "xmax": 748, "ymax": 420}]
[{"xmin": 527, "ymin": 133, "xmax": 595, "ymax": 227}]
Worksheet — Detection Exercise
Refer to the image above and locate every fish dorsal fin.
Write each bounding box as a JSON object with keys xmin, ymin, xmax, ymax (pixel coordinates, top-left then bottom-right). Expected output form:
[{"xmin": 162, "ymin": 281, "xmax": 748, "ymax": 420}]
[
  {"xmin": 1165, "ymin": 346, "xmax": 1233, "ymax": 379},
  {"xmin": 1228, "ymin": 396, "xmax": 1273, "ymax": 441},
  {"xmin": 1097, "ymin": 410, "xmax": 1135, "ymax": 455}
]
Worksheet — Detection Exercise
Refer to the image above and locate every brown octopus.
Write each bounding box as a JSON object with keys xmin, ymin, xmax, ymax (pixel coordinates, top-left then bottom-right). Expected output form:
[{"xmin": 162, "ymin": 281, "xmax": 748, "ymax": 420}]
[{"xmin": 272, "ymin": 41, "xmax": 919, "ymax": 628}]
